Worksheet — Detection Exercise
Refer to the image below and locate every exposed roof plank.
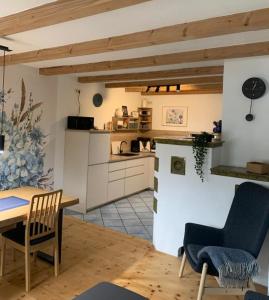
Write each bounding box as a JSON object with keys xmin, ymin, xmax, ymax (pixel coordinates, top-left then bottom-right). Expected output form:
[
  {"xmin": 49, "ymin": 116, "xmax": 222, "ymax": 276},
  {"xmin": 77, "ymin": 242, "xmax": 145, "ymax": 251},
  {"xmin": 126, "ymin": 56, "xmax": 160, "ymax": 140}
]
[
  {"xmin": 39, "ymin": 41, "xmax": 269, "ymax": 75},
  {"xmin": 78, "ymin": 66, "xmax": 224, "ymax": 82},
  {"xmin": 105, "ymin": 76, "xmax": 223, "ymax": 88},
  {"xmin": 0, "ymin": 0, "xmax": 149, "ymax": 37},
  {"xmin": 141, "ymin": 90, "xmax": 222, "ymax": 95},
  {"xmin": 2, "ymin": 7, "xmax": 269, "ymax": 65}
]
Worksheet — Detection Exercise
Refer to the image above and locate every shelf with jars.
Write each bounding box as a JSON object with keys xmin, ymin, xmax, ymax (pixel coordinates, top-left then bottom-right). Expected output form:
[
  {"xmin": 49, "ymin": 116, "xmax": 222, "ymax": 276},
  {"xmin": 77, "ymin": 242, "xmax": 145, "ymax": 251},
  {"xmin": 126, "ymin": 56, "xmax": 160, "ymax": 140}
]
[{"xmin": 138, "ymin": 107, "xmax": 152, "ymax": 131}]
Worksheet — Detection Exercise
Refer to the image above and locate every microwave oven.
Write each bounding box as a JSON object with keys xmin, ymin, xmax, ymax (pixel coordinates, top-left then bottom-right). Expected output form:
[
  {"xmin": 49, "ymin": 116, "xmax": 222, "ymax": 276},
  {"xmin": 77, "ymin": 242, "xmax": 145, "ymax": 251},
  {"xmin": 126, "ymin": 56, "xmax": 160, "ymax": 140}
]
[{"xmin": 67, "ymin": 116, "xmax": 94, "ymax": 130}]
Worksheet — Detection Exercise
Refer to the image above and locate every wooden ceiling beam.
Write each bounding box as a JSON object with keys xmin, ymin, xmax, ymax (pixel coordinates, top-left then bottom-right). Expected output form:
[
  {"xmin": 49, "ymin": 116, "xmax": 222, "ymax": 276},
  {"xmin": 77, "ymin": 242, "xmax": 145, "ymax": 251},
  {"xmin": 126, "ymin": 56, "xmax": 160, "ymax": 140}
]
[
  {"xmin": 3, "ymin": 7, "xmax": 269, "ymax": 65},
  {"xmin": 125, "ymin": 83, "xmax": 223, "ymax": 93},
  {"xmin": 0, "ymin": 0, "xmax": 149, "ymax": 37},
  {"xmin": 105, "ymin": 76, "xmax": 223, "ymax": 88},
  {"xmin": 78, "ymin": 66, "xmax": 224, "ymax": 83},
  {"xmin": 39, "ymin": 41, "xmax": 269, "ymax": 75},
  {"xmin": 141, "ymin": 89, "xmax": 222, "ymax": 95}
]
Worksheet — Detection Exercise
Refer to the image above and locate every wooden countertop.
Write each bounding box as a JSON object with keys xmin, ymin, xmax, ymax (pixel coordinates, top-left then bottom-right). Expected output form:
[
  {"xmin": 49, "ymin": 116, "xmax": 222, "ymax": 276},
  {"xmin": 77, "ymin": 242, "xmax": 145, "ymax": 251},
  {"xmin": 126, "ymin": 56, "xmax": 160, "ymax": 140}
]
[
  {"xmin": 109, "ymin": 152, "xmax": 155, "ymax": 163},
  {"xmin": 155, "ymin": 136, "xmax": 223, "ymax": 148},
  {"xmin": 211, "ymin": 165, "xmax": 269, "ymax": 182}
]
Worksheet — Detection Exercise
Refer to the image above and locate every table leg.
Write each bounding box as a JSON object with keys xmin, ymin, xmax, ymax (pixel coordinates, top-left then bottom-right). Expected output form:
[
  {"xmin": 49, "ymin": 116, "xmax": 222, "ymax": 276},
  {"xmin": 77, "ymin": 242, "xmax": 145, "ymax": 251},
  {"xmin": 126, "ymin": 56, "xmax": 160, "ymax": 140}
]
[{"xmin": 37, "ymin": 208, "xmax": 63, "ymax": 265}]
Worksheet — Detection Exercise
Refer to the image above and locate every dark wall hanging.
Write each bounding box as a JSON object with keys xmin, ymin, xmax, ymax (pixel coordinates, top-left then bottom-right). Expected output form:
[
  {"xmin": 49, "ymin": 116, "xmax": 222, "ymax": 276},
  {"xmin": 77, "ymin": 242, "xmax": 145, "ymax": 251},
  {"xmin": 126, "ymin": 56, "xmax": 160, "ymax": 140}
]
[
  {"xmin": 92, "ymin": 93, "xmax": 103, "ymax": 107},
  {"xmin": 242, "ymin": 77, "xmax": 266, "ymax": 122}
]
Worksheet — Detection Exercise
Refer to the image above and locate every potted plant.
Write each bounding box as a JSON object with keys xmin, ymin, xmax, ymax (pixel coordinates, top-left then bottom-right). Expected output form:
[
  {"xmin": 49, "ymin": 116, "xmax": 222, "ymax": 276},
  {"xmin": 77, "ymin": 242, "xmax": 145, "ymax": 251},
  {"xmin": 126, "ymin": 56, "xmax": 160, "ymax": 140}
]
[{"xmin": 192, "ymin": 132, "xmax": 213, "ymax": 182}]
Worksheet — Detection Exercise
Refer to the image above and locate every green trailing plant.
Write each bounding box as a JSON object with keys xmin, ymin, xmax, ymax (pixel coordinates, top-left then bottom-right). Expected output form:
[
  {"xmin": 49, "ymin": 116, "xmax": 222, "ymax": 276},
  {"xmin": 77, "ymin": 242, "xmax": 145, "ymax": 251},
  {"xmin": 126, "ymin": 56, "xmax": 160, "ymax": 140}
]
[{"xmin": 192, "ymin": 132, "xmax": 212, "ymax": 182}]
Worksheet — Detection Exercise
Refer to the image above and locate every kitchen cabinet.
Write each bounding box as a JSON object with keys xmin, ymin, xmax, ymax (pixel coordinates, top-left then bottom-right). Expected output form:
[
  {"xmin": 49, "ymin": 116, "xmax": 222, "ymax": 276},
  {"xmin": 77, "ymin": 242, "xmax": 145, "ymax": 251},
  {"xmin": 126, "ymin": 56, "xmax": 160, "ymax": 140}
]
[
  {"xmin": 125, "ymin": 174, "xmax": 145, "ymax": 195},
  {"xmin": 63, "ymin": 130, "xmax": 110, "ymax": 213},
  {"xmin": 88, "ymin": 133, "xmax": 110, "ymax": 165},
  {"xmin": 87, "ymin": 164, "xmax": 108, "ymax": 209},
  {"xmin": 108, "ymin": 179, "xmax": 125, "ymax": 201},
  {"xmin": 107, "ymin": 156, "xmax": 154, "ymax": 201},
  {"xmin": 63, "ymin": 128, "xmax": 155, "ymax": 211}
]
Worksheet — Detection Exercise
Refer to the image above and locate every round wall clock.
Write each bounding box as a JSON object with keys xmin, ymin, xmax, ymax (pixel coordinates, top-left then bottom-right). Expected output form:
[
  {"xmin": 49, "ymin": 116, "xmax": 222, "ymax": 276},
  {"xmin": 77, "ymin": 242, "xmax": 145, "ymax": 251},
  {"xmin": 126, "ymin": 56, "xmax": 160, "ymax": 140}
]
[
  {"xmin": 242, "ymin": 77, "xmax": 266, "ymax": 99},
  {"xmin": 92, "ymin": 93, "xmax": 103, "ymax": 107},
  {"xmin": 242, "ymin": 77, "xmax": 266, "ymax": 122}
]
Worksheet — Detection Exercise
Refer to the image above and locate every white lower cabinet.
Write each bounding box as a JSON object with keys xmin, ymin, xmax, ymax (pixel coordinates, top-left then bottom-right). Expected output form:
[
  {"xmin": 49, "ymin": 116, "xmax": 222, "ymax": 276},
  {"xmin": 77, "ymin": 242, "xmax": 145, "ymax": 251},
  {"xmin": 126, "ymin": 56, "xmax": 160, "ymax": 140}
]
[
  {"xmin": 107, "ymin": 156, "xmax": 154, "ymax": 201},
  {"xmin": 125, "ymin": 174, "xmax": 145, "ymax": 196},
  {"xmin": 87, "ymin": 163, "xmax": 108, "ymax": 210},
  {"xmin": 108, "ymin": 179, "xmax": 125, "ymax": 201}
]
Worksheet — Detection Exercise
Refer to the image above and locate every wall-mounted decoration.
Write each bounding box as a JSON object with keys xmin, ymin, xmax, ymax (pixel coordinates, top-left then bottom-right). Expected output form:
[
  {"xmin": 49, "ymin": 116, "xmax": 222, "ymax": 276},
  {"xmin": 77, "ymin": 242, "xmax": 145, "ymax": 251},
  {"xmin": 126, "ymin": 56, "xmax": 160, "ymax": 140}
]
[
  {"xmin": 154, "ymin": 176, "xmax": 158, "ymax": 193},
  {"xmin": 0, "ymin": 79, "xmax": 53, "ymax": 190},
  {"xmin": 171, "ymin": 156, "xmax": 186, "ymax": 175},
  {"xmin": 154, "ymin": 157, "xmax": 159, "ymax": 172},
  {"xmin": 153, "ymin": 197, "xmax": 158, "ymax": 213},
  {"xmin": 162, "ymin": 106, "xmax": 188, "ymax": 127},
  {"xmin": 92, "ymin": 93, "xmax": 103, "ymax": 107},
  {"xmin": 242, "ymin": 77, "xmax": 266, "ymax": 122}
]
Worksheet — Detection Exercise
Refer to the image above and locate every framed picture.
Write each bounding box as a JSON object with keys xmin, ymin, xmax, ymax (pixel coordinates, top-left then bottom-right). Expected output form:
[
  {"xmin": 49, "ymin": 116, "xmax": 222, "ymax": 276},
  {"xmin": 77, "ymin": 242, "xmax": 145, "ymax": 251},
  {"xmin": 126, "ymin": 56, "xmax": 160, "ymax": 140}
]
[
  {"xmin": 162, "ymin": 106, "xmax": 188, "ymax": 127},
  {"xmin": 122, "ymin": 106, "xmax": 128, "ymax": 117}
]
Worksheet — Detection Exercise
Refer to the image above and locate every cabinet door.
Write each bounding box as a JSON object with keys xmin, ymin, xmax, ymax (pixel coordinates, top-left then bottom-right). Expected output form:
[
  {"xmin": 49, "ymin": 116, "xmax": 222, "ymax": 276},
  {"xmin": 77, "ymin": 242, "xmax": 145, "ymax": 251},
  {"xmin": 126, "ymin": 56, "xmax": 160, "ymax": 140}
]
[
  {"xmin": 87, "ymin": 163, "xmax": 108, "ymax": 210},
  {"xmin": 125, "ymin": 174, "xmax": 145, "ymax": 196},
  {"xmin": 108, "ymin": 179, "xmax": 125, "ymax": 201},
  {"xmin": 88, "ymin": 133, "xmax": 110, "ymax": 165}
]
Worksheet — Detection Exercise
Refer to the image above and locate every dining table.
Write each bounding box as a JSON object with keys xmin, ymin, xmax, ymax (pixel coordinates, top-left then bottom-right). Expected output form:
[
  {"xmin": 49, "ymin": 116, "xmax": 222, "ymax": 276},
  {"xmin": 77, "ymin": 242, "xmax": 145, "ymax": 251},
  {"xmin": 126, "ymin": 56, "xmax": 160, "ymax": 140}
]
[{"xmin": 0, "ymin": 186, "xmax": 79, "ymax": 264}]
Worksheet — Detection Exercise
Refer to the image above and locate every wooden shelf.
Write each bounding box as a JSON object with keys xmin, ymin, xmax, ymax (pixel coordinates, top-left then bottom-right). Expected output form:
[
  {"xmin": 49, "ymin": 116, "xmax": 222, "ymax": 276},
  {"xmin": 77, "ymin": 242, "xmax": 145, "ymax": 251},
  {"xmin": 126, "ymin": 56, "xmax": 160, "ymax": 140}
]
[{"xmin": 138, "ymin": 107, "xmax": 152, "ymax": 132}]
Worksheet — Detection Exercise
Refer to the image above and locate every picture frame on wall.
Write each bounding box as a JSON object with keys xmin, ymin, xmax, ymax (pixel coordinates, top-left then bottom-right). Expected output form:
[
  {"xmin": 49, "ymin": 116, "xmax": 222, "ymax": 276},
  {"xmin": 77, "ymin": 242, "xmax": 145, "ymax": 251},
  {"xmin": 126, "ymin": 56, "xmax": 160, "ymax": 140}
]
[{"xmin": 162, "ymin": 106, "xmax": 188, "ymax": 127}]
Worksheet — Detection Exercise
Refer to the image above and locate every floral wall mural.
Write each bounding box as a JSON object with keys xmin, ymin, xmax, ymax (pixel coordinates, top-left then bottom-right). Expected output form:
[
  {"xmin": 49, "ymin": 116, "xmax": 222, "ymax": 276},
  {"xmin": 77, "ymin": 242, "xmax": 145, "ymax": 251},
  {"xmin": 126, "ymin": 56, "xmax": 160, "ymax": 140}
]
[{"xmin": 0, "ymin": 79, "xmax": 53, "ymax": 190}]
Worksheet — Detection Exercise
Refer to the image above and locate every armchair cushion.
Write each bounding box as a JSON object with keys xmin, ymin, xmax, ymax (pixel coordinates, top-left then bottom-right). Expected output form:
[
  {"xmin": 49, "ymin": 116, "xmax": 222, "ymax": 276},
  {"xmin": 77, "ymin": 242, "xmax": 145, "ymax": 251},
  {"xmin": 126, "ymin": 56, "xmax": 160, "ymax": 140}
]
[
  {"xmin": 245, "ymin": 291, "xmax": 269, "ymax": 300},
  {"xmin": 184, "ymin": 223, "xmax": 223, "ymax": 247}
]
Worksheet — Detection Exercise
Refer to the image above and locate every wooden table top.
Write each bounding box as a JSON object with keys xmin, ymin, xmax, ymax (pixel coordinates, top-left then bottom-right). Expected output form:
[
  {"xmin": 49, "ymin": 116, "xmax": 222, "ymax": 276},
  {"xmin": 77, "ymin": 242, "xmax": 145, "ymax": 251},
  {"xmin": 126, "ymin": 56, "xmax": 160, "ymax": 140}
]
[{"xmin": 0, "ymin": 186, "xmax": 79, "ymax": 229}]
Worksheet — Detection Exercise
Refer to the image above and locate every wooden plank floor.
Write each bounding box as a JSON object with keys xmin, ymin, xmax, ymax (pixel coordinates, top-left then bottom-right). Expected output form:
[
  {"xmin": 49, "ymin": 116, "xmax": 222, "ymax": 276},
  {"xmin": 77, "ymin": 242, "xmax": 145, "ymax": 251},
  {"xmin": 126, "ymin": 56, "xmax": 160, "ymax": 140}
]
[{"xmin": 0, "ymin": 216, "xmax": 265, "ymax": 300}]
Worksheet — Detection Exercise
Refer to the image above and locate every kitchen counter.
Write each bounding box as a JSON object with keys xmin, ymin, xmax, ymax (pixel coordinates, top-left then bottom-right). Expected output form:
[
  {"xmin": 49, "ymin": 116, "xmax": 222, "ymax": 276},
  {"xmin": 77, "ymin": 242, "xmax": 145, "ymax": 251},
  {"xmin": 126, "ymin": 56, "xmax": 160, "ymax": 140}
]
[
  {"xmin": 155, "ymin": 136, "xmax": 223, "ymax": 148},
  {"xmin": 211, "ymin": 165, "xmax": 269, "ymax": 182},
  {"xmin": 109, "ymin": 152, "xmax": 155, "ymax": 163}
]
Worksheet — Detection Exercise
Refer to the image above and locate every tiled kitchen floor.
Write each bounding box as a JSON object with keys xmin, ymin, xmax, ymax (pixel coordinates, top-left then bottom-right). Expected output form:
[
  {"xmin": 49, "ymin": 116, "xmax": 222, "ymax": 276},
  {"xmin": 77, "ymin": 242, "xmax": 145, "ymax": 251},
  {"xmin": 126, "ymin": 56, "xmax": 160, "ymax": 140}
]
[{"xmin": 65, "ymin": 190, "xmax": 154, "ymax": 242}]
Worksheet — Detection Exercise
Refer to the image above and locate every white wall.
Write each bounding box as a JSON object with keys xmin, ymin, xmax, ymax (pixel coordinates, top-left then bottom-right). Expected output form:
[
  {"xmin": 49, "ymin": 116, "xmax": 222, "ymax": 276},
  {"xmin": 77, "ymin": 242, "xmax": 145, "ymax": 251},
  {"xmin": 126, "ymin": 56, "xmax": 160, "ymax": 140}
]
[
  {"xmin": 78, "ymin": 84, "xmax": 222, "ymax": 132},
  {"xmin": 78, "ymin": 84, "xmax": 141, "ymax": 129},
  {"xmin": 143, "ymin": 94, "xmax": 222, "ymax": 132},
  {"xmin": 222, "ymin": 56, "xmax": 269, "ymax": 166},
  {"xmin": 0, "ymin": 65, "xmax": 81, "ymax": 189},
  {"xmin": 54, "ymin": 75, "xmax": 79, "ymax": 188}
]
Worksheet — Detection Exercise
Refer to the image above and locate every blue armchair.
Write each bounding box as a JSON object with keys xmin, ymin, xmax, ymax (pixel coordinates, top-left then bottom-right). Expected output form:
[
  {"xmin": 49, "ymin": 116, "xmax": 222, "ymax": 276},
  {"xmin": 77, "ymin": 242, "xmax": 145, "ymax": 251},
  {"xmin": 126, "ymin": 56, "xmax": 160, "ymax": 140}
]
[{"xmin": 178, "ymin": 182, "xmax": 269, "ymax": 300}]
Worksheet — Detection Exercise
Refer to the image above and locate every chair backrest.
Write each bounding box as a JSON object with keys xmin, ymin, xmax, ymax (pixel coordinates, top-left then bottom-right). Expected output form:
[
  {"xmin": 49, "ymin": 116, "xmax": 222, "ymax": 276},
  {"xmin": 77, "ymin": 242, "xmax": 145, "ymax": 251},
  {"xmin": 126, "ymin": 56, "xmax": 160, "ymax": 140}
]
[
  {"xmin": 25, "ymin": 190, "xmax": 62, "ymax": 243},
  {"xmin": 223, "ymin": 182, "xmax": 269, "ymax": 257}
]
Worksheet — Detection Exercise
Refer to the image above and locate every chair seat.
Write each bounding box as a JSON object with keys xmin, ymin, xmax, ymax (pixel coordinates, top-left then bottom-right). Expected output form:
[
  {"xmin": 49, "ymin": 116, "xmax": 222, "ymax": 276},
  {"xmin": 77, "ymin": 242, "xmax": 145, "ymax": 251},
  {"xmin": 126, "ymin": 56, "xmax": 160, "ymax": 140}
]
[
  {"xmin": 185, "ymin": 244, "xmax": 219, "ymax": 276},
  {"xmin": 74, "ymin": 282, "xmax": 148, "ymax": 300},
  {"xmin": 245, "ymin": 291, "xmax": 269, "ymax": 300},
  {"xmin": 3, "ymin": 223, "xmax": 55, "ymax": 246},
  {"xmin": 187, "ymin": 244, "xmax": 204, "ymax": 265}
]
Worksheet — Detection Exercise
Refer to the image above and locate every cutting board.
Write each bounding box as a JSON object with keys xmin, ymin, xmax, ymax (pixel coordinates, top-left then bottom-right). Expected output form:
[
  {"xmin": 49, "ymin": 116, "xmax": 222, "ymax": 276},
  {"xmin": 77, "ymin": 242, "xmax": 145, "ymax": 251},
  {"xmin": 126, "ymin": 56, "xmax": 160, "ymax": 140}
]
[{"xmin": 111, "ymin": 141, "xmax": 121, "ymax": 154}]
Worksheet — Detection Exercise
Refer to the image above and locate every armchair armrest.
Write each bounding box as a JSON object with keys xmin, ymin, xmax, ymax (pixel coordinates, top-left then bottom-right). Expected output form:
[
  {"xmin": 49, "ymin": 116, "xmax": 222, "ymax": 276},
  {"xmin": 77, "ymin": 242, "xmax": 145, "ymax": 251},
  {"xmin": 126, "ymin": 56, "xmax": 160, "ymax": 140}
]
[{"xmin": 183, "ymin": 223, "xmax": 223, "ymax": 247}]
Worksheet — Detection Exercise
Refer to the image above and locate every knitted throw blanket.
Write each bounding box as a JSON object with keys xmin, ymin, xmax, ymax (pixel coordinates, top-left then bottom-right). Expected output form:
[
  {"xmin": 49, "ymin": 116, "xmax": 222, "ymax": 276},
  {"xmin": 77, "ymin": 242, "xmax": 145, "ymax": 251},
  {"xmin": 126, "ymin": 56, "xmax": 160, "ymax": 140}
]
[{"xmin": 198, "ymin": 246, "xmax": 259, "ymax": 288}]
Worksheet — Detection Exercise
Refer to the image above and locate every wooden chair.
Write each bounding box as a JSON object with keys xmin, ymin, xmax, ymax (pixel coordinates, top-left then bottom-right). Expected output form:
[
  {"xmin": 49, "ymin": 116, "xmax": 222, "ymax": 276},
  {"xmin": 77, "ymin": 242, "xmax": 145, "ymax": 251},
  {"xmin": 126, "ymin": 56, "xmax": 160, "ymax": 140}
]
[{"xmin": 0, "ymin": 189, "xmax": 62, "ymax": 292}]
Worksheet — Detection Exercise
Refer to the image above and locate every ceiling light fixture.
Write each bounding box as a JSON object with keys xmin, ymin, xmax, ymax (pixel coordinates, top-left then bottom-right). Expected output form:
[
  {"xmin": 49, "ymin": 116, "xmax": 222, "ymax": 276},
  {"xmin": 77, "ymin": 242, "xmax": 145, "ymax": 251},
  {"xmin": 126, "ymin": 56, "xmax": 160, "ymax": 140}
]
[
  {"xmin": 146, "ymin": 86, "xmax": 151, "ymax": 93},
  {"xmin": 0, "ymin": 45, "xmax": 12, "ymax": 154}
]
